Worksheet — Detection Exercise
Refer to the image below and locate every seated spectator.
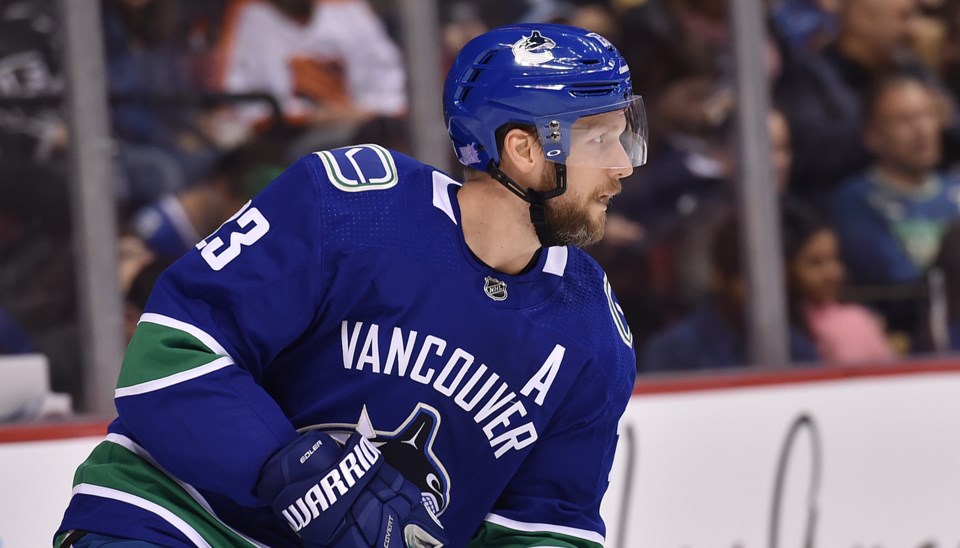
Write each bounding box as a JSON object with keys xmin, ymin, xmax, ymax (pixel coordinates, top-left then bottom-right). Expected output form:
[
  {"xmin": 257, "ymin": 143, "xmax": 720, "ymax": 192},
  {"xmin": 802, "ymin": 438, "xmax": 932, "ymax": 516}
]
[
  {"xmin": 614, "ymin": 0, "xmax": 785, "ymax": 233},
  {"xmin": 831, "ymin": 73, "xmax": 960, "ymax": 286},
  {"xmin": 640, "ymin": 214, "xmax": 820, "ymax": 373},
  {"xmin": 672, "ymin": 107, "xmax": 796, "ymax": 306},
  {"xmin": 218, "ymin": 0, "xmax": 406, "ymax": 153},
  {"xmin": 783, "ymin": 205, "xmax": 896, "ymax": 363},
  {"xmin": 774, "ymin": 0, "xmax": 936, "ymax": 203},
  {"xmin": 617, "ymin": 74, "xmax": 732, "ymax": 233},
  {"xmin": 130, "ymin": 137, "xmax": 286, "ymax": 260}
]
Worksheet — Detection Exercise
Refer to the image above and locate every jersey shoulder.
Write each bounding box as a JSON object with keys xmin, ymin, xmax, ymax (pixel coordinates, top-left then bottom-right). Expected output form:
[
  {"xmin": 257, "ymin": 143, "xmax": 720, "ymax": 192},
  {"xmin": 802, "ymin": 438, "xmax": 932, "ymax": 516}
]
[
  {"xmin": 563, "ymin": 248, "xmax": 637, "ymax": 412},
  {"xmin": 555, "ymin": 248, "xmax": 636, "ymax": 374},
  {"xmin": 305, "ymin": 144, "xmax": 444, "ymax": 222},
  {"xmin": 300, "ymin": 144, "xmax": 460, "ymax": 257},
  {"xmin": 310, "ymin": 144, "xmax": 434, "ymax": 200}
]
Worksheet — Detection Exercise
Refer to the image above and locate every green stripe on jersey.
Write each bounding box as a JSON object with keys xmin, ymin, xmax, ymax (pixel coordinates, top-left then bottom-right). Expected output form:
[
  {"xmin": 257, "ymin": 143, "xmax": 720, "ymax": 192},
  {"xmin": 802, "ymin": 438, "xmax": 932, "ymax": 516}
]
[
  {"xmin": 72, "ymin": 440, "xmax": 259, "ymax": 547},
  {"xmin": 468, "ymin": 521, "xmax": 603, "ymax": 548},
  {"xmin": 118, "ymin": 322, "xmax": 223, "ymax": 389}
]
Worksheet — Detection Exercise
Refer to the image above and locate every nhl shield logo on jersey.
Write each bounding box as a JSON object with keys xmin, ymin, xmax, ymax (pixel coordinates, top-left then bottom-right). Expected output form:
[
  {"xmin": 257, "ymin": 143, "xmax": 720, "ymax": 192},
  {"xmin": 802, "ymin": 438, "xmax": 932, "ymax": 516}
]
[
  {"xmin": 511, "ymin": 30, "xmax": 556, "ymax": 65},
  {"xmin": 305, "ymin": 404, "xmax": 451, "ymax": 516},
  {"xmin": 483, "ymin": 276, "xmax": 508, "ymax": 301}
]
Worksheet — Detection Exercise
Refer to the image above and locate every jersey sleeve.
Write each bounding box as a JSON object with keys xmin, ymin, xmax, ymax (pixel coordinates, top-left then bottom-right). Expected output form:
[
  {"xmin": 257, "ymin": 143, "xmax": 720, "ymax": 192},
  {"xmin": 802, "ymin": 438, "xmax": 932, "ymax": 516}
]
[
  {"xmin": 469, "ymin": 359, "xmax": 633, "ymax": 548},
  {"xmin": 113, "ymin": 155, "xmax": 326, "ymax": 507}
]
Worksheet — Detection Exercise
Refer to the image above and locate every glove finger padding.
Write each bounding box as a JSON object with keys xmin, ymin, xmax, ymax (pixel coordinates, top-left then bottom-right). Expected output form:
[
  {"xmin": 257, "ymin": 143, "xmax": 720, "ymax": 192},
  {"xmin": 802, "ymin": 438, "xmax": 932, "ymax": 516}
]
[
  {"xmin": 257, "ymin": 430, "xmax": 446, "ymax": 547},
  {"xmin": 333, "ymin": 459, "xmax": 446, "ymax": 547}
]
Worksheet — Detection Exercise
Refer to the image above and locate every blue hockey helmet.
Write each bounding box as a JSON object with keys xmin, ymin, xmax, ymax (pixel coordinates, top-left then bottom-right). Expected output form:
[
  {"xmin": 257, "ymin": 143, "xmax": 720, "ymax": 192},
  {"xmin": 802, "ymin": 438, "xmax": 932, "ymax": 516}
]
[{"xmin": 443, "ymin": 23, "xmax": 647, "ymax": 173}]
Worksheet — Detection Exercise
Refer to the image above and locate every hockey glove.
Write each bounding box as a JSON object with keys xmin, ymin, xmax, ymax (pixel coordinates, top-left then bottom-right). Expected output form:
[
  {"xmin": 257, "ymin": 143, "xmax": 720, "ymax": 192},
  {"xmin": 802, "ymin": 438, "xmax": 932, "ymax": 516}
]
[{"xmin": 256, "ymin": 430, "xmax": 446, "ymax": 547}]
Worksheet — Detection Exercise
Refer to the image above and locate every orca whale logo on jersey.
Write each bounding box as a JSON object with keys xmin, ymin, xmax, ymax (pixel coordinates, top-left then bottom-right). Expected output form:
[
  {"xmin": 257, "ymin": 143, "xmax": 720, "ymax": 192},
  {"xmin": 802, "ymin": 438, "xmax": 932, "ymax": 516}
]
[
  {"xmin": 374, "ymin": 406, "xmax": 450, "ymax": 516},
  {"xmin": 511, "ymin": 30, "xmax": 556, "ymax": 65},
  {"xmin": 484, "ymin": 276, "xmax": 508, "ymax": 301},
  {"xmin": 303, "ymin": 404, "xmax": 451, "ymax": 516}
]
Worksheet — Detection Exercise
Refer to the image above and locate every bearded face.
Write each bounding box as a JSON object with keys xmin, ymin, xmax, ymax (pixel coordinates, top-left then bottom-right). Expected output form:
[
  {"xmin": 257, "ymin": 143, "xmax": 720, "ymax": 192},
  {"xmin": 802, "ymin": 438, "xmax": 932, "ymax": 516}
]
[{"xmin": 538, "ymin": 162, "xmax": 622, "ymax": 248}]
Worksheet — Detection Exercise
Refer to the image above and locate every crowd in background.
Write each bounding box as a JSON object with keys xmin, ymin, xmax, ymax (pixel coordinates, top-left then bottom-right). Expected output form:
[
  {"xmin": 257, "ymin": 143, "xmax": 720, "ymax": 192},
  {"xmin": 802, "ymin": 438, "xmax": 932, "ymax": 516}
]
[{"xmin": 1, "ymin": 0, "xmax": 960, "ymax": 410}]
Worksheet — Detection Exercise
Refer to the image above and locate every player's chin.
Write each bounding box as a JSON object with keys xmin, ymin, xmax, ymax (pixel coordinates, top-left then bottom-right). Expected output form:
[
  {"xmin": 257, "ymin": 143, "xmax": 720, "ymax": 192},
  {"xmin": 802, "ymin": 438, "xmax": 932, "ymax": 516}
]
[{"xmin": 584, "ymin": 218, "xmax": 607, "ymax": 247}]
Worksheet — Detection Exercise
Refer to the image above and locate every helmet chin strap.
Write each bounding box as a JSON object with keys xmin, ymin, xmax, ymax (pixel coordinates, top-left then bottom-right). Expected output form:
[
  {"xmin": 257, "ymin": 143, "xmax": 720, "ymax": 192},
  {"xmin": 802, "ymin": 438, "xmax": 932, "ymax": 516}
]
[{"xmin": 486, "ymin": 161, "xmax": 567, "ymax": 248}]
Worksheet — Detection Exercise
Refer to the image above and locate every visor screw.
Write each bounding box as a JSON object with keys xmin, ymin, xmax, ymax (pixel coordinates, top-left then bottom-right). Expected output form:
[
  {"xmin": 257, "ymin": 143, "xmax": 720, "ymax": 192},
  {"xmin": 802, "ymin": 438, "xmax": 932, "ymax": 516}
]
[
  {"xmin": 548, "ymin": 131, "xmax": 561, "ymax": 141},
  {"xmin": 548, "ymin": 120, "xmax": 560, "ymax": 130}
]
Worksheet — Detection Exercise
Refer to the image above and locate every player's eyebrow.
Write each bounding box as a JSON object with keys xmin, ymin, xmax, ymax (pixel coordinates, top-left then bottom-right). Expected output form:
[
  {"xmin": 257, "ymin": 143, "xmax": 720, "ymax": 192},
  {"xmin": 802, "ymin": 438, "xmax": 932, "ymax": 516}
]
[
  {"xmin": 576, "ymin": 109, "xmax": 628, "ymax": 130},
  {"xmin": 576, "ymin": 118, "xmax": 626, "ymax": 133}
]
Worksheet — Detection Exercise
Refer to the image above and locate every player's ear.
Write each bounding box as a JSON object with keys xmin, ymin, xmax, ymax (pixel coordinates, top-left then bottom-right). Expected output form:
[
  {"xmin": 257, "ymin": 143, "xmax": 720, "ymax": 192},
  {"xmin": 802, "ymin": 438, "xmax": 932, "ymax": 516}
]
[{"xmin": 501, "ymin": 128, "xmax": 542, "ymax": 175}]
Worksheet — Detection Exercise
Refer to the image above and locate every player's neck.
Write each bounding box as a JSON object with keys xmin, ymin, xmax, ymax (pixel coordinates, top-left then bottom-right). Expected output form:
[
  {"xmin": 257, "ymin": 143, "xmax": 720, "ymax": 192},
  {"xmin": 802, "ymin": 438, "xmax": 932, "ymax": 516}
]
[{"xmin": 458, "ymin": 180, "xmax": 542, "ymax": 275}]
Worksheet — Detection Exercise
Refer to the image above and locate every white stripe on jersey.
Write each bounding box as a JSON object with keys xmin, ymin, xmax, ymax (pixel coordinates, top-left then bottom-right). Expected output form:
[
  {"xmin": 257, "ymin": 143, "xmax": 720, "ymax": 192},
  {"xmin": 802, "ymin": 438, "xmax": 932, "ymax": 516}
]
[
  {"xmin": 115, "ymin": 357, "xmax": 232, "ymax": 398},
  {"xmin": 543, "ymin": 246, "xmax": 569, "ymax": 277},
  {"xmin": 484, "ymin": 512, "xmax": 605, "ymax": 545},
  {"xmin": 432, "ymin": 171, "xmax": 461, "ymax": 225},
  {"xmin": 71, "ymin": 483, "xmax": 212, "ymax": 547},
  {"xmin": 104, "ymin": 434, "xmax": 270, "ymax": 548}
]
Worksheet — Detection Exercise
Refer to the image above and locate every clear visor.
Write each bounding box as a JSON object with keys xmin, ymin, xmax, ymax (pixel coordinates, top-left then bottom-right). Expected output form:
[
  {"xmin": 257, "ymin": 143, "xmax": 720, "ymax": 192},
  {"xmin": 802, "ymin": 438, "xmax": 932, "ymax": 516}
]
[{"xmin": 535, "ymin": 95, "xmax": 647, "ymax": 169}]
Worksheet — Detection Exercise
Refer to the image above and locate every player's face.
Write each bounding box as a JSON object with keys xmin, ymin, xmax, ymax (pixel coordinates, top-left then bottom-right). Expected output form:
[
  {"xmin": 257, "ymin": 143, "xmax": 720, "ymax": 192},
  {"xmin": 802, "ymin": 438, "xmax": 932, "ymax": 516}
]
[
  {"xmin": 531, "ymin": 102, "xmax": 645, "ymax": 246},
  {"xmin": 538, "ymin": 159, "xmax": 632, "ymax": 248}
]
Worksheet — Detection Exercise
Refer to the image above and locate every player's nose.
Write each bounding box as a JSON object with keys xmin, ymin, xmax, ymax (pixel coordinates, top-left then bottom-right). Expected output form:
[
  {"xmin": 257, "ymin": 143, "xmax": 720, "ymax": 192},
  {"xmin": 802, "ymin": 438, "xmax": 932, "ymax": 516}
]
[
  {"xmin": 609, "ymin": 160, "xmax": 633, "ymax": 180},
  {"xmin": 608, "ymin": 144, "xmax": 633, "ymax": 179}
]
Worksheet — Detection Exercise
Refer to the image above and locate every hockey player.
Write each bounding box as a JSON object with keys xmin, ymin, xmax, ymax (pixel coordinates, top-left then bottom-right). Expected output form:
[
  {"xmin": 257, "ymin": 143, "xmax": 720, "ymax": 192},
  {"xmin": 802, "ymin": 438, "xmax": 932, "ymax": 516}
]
[{"xmin": 55, "ymin": 23, "xmax": 645, "ymax": 547}]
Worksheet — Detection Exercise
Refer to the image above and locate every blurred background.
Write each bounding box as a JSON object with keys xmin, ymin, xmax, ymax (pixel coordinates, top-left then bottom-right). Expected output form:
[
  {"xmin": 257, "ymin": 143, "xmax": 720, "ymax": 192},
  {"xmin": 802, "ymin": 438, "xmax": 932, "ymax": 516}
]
[{"xmin": 1, "ymin": 0, "xmax": 960, "ymax": 419}]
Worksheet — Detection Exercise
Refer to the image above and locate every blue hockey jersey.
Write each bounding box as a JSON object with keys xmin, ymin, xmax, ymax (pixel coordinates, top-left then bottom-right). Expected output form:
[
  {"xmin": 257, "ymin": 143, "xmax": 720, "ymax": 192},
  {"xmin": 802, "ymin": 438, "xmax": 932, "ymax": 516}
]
[{"xmin": 57, "ymin": 145, "xmax": 637, "ymax": 547}]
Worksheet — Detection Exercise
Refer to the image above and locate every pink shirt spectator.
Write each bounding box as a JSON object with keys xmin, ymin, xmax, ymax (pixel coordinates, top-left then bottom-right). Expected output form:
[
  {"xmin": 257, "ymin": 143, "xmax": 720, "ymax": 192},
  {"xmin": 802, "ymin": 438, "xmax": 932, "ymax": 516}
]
[{"xmin": 805, "ymin": 303, "xmax": 896, "ymax": 364}]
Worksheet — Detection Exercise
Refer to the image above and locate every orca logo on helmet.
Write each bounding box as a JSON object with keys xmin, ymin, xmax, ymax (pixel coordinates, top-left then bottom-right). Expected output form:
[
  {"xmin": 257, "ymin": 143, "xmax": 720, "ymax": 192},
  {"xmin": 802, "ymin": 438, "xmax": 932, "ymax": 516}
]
[{"xmin": 511, "ymin": 30, "xmax": 556, "ymax": 65}]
